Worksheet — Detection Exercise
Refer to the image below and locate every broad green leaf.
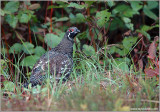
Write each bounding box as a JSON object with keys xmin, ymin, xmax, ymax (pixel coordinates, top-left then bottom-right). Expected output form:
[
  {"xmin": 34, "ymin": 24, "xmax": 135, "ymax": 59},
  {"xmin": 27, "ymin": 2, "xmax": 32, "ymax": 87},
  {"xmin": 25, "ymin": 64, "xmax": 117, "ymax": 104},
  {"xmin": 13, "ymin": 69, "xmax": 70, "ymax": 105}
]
[
  {"xmin": 44, "ymin": 33, "xmax": 62, "ymax": 48},
  {"xmin": 35, "ymin": 46, "xmax": 46, "ymax": 56},
  {"xmin": 22, "ymin": 42, "xmax": 35, "ymax": 54},
  {"xmin": 47, "ymin": 2, "xmax": 68, "ymax": 9},
  {"xmin": 20, "ymin": 55, "xmax": 40, "ymax": 68},
  {"xmin": 125, "ymin": 23, "xmax": 134, "ymax": 31},
  {"xmin": 122, "ymin": 17, "xmax": 131, "ymax": 23},
  {"xmin": 75, "ymin": 13, "xmax": 85, "ymax": 23},
  {"xmin": 4, "ymin": 1, "xmax": 19, "ymax": 13},
  {"xmin": 3, "ymin": 81, "xmax": 15, "ymax": 92},
  {"xmin": 106, "ymin": 17, "xmax": 124, "ymax": 31},
  {"xmin": 147, "ymin": 1, "xmax": 158, "ymax": 9},
  {"xmin": 9, "ymin": 43, "xmax": 22, "ymax": 54},
  {"xmin": 116, "ymin": 48, "xmax": 129, "ymax": 56},
  {"xmin": 108, "ymin": 46, "xmax": 117, "ymax": 54},
  {"xmin": 77, "ymin": 31, "xmax": 87, "ymax": 39},
  {"xmin": 112, "ymin": 4, "xmax": 137, "ymax": 17},
  {"xmin": 130, "ymin": 1, "xmax": 142, "ymax": 12},
  {"xmin": 143, "ymin": 6, "xmax": 158, "ymax": 20},
  {"xmin": 5, "ymin": 14, "xmax": 18, "ymax": 28},
  {"xmin": 136, "ymin": 29, "xmax": 151, "ymax": 40},
  {"xmin": 82, "ymin": 44, "xmax": 96, "ymax": 56},
  {"xmin": 85, "ymin": 1, "xmax": 95, "ymax": 7},
  {"xmin": 141, "ymin": 24, "xmax": 159, "ymax": 32},
  {"xmin": 55, "ymin": 17, "xmax": 69, "ymax": 22},
  {"xmin": 114, "ymin": 58, "xmax": 130, "ymax": 72},
  {"xmin": 96, "ymin": 9, "xmax": 111, "ymax": 27},
  {"xmin": 0, "ymin": 8, "xmax": 5, "ymax": 16},
  {"xmin": 116, "ymin": 57, "xmax": 130, "ymax": 65},
  {"xmin": 69, "ymin": 13, "xmax": 76, "ymax": 23},
  {"xmin": 53, "ymin": 29, "xmax": 65, "ymax": 39},
  {"xmin": 67, "ymin": 3, "xmax": 86, "ymax": 9},
  {"xmin": 122, "ymin": 37, "xmax": 138, "ymax": 50},
  {"xmin": 107, "ymin": 1, "xmax": 115, "ymax": 7},
  {"xmin": 19, "ymin": 13, "xmax": 31, "ymax": 23},
  {"xmin": 69, "ymin": 13, "xmax": 85, "ymax": 24}
]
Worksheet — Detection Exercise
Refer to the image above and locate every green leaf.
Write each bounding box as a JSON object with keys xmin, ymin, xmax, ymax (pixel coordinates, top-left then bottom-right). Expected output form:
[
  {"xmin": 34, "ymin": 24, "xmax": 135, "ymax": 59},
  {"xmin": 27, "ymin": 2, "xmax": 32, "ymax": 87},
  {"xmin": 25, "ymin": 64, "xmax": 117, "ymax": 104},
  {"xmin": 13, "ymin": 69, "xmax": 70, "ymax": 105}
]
[
  {"xmin": 0, "ymin": 8, "xmax": 5, "ymax": 16},
  {"xmin": 19, "ymin": 13, "xmax": 31, "ymax": 23},
  {"xmin": 75, "ymin": 13, "xmax": 85, "ymax": 23},
  {"xmin": 108, "ymin": 46, "xmax": 117, "ymax": 54},
  {"xmin": 116, "ymin": 47, "xmax": 129, "ymax": 56},
  {"xmin": 96, "ymin": 9, "xmax": 111, "ymax": 27},
  {"xmin": 44, "ymin": 33, "xmax": 62, "ymax": 48},
  {"xmin": 122, "ymin": 37, "xmax": 138, "ymax": 50},
  {"xmin": 125, "ymin": 23, "xmax": 134, "ymax": 31},
  {"xmin": 55, "ymin": 17, "xmax": 69, "ymax": 22},
  {"xmin": 3, "ymin": 81, "xmax": 15, "ymax": 92},
  {"xmin": 141, "ymin": 24, "xmax": 159, "ymax": 32},
  {"xmin": 4, "ymin": 1, "xmax": 19, "ymax": 13},
  {"xmin": 77, "ymin": 31, "xmax": 87, "ymax": 39},
  {"xmin": 82, "ymin": 44, "xmax": 96, "ymax": 56},
  {"xmin": 130, "ymin": 1, "xmax": 143, "ymax": 12},
  {"xmin": 9, "ymin": 43, "xmax": 22, "ymax": 54},
  {"xmin": 114, "ymin": 60, "xmax": 129, "ymax": 72},
  {"xmin": 107, "ymin": 1, "xmax": 115, "ymax": 7},
  {"xmin": 122, "ymin": 17, "xmax": 131, "ymax": 23},
  {"xmin": 143, "ymin": 6, "xmax": 158, "ymax": 20},
  {"xmin": 69, "ymin": 13, "xmax": 85, "ymax": 24},
  {"xmin": 67, "ymin": 3, "xmax": 86, "ymax": 9},
  {"xmin": 85, "ymin": 1, "xmax": 95, "ymax": 7},
  {"xmin": 147, "ymin": 1, "xmax": 158, "ymax": 9},
  {"xmin": 47, "ymin": 2, "xmax": 68, "ymax": 9},
  {"xmin": 34, "ymin": 46, "xmax": 46, "ymax": 56},
  {"xmin": 112, "ymin": 4, "xmax": 137, "ymax": 17},
  {"xmin": 136, "ymin": 29, "xmax": 151, "ymax": 40},
  {"xmin": 20, "ymin": 55, "xmax": 40, "ymax": 68},
  {"xmin": 106, "ymin": 17, "xmax": 124, "ymax": 31},
  {"xmin": 22, "ymin": 42, "xmax": 35, "ymax": 54},
  {"xmin": 5, "ymin": 14, "xmax": 18, "ymax": 28}
]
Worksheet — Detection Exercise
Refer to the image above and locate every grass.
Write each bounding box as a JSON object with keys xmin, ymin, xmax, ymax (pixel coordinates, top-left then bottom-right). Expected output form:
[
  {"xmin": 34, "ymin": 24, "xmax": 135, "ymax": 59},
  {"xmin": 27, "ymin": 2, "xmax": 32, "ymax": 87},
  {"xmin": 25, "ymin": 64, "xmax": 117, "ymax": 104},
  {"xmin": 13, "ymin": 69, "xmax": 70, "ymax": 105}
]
[{"xmin": 1, "ymin": 43, "xmax": 159, "ymax": 111}]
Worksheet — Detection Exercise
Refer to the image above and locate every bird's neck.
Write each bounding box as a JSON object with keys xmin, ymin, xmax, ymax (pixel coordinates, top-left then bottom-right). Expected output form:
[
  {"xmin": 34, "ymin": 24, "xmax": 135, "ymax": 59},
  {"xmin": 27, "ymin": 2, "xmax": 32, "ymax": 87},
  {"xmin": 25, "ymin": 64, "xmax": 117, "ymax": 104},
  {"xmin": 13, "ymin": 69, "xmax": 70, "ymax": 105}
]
[{"xmin": 53, "ymin": 37, "xmax": 74, "ymax": 57}]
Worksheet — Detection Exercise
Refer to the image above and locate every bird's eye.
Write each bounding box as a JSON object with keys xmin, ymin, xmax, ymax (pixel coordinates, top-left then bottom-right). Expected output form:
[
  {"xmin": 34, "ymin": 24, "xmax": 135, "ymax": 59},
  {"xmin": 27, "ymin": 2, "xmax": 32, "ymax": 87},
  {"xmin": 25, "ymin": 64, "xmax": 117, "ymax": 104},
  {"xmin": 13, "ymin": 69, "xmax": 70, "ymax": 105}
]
[{"xmin": 69, "ymin": 29, "xmax": 74, "ymax": 32}]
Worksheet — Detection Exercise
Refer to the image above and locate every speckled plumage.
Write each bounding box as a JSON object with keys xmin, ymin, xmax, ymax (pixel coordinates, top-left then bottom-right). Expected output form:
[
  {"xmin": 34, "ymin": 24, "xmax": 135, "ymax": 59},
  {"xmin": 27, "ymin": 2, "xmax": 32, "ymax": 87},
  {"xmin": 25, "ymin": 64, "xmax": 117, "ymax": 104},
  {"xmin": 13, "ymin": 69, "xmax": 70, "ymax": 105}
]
[{"xmin": 24, "ymin": 27, "xmax": 80, "ymax": 87}]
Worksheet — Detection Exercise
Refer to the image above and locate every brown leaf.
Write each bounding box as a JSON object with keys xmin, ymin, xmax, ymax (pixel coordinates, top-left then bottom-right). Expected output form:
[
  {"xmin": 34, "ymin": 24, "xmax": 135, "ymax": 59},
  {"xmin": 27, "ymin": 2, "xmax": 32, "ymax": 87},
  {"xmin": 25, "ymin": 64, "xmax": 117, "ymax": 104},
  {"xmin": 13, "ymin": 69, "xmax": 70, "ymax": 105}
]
[
  {"xmin": 148, "ymin": 41, "xmax": 156, "ymax": 59},
  {"xmin": 1, "ymin": 33, "xmax": 12, "ymax": 40},
  {"xmin": 138, "ymin": 59, "xmax": 143, "ymax": 70},
  {"xmin": 144, "ymin": 68, "xmax": 159, "ymax": 77},
  {"xmin": 28, "ymin": 3, "xmax": 40, "ymax": 10}
]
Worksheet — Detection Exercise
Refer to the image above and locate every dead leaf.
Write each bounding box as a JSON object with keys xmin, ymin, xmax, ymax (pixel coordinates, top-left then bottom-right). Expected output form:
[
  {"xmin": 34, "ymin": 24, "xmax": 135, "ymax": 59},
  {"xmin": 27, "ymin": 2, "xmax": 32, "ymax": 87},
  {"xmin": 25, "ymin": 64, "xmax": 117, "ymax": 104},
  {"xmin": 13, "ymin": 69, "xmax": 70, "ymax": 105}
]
[
  {"xmin": 138, "ymin": 59, "xmax": 143, "ymax": 70},
  {"xmin": 28, "ymin": 3, "xmax": 40, "ymax": 10},
  {"xmin": 148, "ymin": 41, "xmax": 156, "ymax": 59},
  {"xmin": 144, "ymin": 68, "xmax": 158, "ymax": 77},
  {"xmin": 1, "ymin": 33, "xmax": 12, "ymax": 40}
]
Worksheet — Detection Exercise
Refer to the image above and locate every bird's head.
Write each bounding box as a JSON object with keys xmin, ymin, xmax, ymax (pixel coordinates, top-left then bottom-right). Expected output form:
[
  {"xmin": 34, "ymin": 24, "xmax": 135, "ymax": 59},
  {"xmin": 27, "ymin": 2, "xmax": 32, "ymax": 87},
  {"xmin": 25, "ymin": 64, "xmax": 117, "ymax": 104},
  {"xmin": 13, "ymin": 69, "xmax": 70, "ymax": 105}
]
[{"xmin": 66, "ymin": 27, "xmax": 80, "ymax": 41}]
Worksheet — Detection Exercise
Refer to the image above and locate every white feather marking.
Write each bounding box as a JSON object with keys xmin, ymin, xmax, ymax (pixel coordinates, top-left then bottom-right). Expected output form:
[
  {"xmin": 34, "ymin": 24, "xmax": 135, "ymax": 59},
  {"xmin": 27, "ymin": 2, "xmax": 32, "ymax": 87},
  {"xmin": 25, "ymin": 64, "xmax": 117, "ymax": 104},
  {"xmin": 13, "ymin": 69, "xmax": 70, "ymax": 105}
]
[{"xmin": 68, "ymin": 33, "xmax": 73, "ymax": 41}]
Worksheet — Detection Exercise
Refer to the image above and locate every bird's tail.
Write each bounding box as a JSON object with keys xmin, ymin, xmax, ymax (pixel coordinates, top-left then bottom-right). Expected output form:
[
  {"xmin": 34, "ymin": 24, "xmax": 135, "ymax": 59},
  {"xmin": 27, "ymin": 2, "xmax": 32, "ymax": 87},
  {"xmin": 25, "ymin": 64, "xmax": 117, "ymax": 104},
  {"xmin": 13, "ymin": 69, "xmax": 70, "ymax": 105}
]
[{"xmin": 23, "ymin": 82, "xmax": 30, "ymax": 88}]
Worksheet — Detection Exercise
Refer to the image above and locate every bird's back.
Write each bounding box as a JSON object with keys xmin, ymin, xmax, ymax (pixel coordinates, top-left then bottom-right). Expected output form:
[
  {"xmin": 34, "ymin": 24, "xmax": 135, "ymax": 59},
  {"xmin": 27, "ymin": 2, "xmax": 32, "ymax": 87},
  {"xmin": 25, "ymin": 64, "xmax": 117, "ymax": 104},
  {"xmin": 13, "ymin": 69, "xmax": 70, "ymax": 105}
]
[{"xmin": 29, "ymin": 49, "xmax": 73, "ymax": 86}]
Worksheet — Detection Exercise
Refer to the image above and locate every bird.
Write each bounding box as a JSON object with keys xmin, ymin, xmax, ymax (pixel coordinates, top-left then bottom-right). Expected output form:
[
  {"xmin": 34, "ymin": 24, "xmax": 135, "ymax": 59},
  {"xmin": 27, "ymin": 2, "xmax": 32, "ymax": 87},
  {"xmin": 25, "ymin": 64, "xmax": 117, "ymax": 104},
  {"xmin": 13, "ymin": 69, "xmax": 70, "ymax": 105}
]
[{"xmin": 24, "ymin": 27, "xmax": 80, "ymax": 88}]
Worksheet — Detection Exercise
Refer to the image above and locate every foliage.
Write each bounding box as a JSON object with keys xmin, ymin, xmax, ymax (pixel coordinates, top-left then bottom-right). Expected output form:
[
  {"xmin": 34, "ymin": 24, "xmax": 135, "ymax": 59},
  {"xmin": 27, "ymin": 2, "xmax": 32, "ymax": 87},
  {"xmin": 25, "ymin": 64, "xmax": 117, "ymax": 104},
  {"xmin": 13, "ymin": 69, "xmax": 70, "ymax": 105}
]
[{"xmin": 1, "ymin": 1, "xmax": 159, "ymax": 111}]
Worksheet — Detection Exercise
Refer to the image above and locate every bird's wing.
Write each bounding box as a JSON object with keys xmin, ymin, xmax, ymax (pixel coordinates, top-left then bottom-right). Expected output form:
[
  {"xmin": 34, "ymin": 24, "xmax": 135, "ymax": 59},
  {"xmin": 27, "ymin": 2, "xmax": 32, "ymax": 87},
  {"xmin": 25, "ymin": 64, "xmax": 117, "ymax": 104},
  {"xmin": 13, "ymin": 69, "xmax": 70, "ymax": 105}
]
[{"xmin": 30, "ymin": 52, "xmax": 72, "ymax": 84}]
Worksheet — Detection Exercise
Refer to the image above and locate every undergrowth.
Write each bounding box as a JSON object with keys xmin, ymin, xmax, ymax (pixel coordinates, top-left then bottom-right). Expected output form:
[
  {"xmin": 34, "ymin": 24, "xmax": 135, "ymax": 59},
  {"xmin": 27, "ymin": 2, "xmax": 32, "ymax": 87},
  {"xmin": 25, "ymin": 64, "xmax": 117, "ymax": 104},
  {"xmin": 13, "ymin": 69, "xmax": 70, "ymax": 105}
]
[{"xmin": 1, "ymin": 46, "xmax": 159, "ymax": 111}]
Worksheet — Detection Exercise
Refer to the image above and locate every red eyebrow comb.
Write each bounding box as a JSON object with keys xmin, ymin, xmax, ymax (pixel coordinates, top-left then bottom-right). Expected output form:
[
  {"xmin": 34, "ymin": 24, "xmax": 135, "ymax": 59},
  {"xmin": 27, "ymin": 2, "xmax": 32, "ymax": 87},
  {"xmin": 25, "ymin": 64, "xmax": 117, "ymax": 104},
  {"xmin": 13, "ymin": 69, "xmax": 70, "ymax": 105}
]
[{"xmin": 69, "ymin": 29, "xmax": 74, "ymax": 32}]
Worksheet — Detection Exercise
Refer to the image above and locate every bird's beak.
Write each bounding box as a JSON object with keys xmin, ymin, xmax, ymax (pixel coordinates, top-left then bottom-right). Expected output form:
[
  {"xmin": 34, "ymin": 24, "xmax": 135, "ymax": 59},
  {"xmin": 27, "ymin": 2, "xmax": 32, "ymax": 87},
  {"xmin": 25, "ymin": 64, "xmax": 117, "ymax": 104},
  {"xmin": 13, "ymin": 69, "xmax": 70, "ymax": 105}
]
[{"xmin": 77, "ymin": 29, "xmax": 80, "ymax": 33}]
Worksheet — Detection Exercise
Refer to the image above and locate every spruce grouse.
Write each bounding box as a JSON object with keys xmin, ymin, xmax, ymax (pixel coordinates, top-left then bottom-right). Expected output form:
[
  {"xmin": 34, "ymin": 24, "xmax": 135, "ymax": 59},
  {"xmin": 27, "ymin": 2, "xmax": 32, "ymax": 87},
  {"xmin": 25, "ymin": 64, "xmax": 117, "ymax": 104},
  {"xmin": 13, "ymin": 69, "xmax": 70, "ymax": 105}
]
[{"xmin": 24, "ymin": 27, "xmax": 80, "ymax": 87}]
